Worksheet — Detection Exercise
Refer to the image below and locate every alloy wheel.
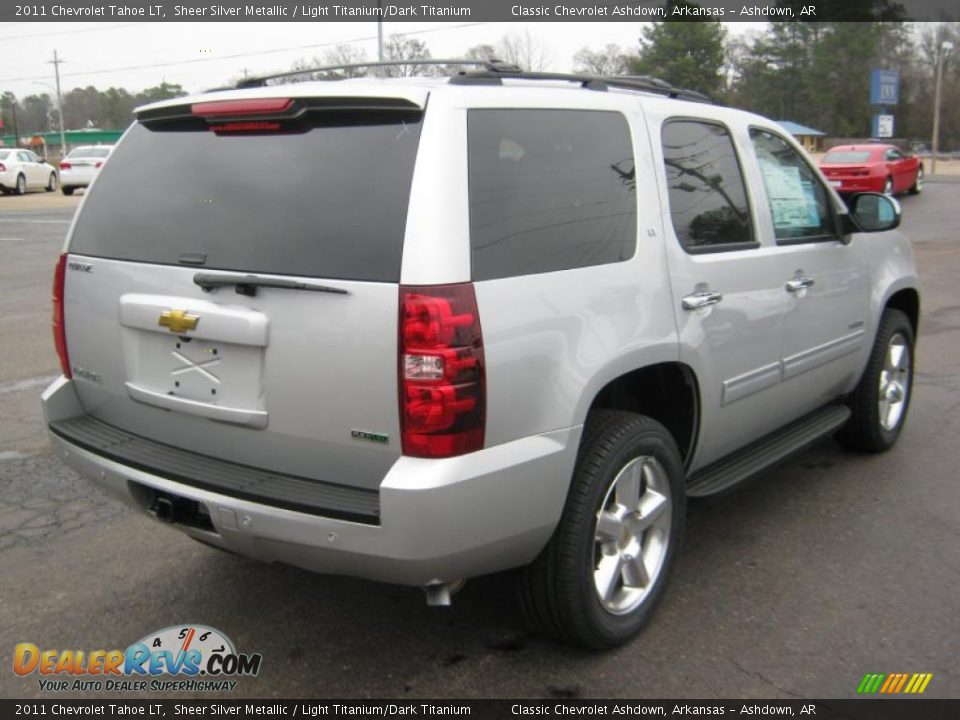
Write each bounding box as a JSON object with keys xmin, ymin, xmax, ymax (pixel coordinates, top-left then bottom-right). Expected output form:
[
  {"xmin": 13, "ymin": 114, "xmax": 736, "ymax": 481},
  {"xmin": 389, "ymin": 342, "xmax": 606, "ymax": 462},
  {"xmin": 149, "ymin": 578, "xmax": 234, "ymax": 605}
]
[{"xmin": 593, "ymin": 456, "xmax": 672, "ymax": 615}]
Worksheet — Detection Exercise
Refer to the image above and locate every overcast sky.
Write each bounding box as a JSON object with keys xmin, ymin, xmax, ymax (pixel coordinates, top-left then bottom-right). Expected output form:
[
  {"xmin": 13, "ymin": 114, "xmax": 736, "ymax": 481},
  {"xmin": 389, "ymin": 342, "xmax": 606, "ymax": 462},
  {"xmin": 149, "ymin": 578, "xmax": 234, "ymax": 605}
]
[{"xmin": 0, "ymin": 21, "xmax": 763, "ymax": 100}]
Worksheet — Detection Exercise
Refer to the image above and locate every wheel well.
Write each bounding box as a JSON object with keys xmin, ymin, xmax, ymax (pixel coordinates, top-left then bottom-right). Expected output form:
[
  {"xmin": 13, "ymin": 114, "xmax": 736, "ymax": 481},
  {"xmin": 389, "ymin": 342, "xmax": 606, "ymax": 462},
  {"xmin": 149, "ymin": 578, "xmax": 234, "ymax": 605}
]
[
  {"xmin": 885, "ymin": 289, "xmax": 920, "ymax": 336},
  {"xmin": 588, "ymin": 363, "xmax": 699, "ymax": 467}
]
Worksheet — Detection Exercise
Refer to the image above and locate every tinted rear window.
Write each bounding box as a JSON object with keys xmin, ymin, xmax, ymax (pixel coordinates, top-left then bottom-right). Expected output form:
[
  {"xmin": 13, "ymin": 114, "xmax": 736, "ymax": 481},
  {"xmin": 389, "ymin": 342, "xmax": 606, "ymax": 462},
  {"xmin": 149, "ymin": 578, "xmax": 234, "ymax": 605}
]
[
  {"xmin": 822, "ymin": 151, "xmax": 872, "ymax": 164},
  {"xmin": 661, "ymin": 119, "xmax": 754, "ymax": 250},
  {"xmin": 68, "ymin": 147, "xmax": 111, "ymax": 158},
  {"xmin": 468, "ymin": 109, "xmax": 637, "ymax": 281},
  {"xmin": 69, "ymin": 112, "xmax": 422, "ymax": 282}
]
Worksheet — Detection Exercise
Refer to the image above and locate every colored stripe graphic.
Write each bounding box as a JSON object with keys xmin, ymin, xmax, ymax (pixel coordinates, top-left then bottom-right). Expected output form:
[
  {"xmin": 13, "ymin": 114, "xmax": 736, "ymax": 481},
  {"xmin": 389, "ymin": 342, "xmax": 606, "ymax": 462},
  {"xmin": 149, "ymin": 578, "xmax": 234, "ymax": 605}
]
[
  {"xmin": 858, "ymin": 673, "xmax": 885, "ymax": 693},
  {"xmin": 857, "ymin": 672, "xmax": 932, "ymax": 694},
  {"xmin": 893, "ymin": 674, "xmax": 909, "ymax": 693}
]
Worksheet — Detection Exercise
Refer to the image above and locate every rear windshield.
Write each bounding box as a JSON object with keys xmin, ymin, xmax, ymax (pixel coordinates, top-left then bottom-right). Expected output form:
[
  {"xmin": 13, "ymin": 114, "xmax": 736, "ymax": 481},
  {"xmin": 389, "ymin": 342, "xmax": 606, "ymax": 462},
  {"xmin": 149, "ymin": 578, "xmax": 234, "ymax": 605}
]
[
  {"xmin": 68, "ymin": 147, "xmax": 111, "ymax": 158},
  {"xmin": 822, "ymin": 151, "xmax": 872, "ymax": 164},
  {"xmin": 69, "ymin": 112, "xmax": 422, "ymax": 282}
]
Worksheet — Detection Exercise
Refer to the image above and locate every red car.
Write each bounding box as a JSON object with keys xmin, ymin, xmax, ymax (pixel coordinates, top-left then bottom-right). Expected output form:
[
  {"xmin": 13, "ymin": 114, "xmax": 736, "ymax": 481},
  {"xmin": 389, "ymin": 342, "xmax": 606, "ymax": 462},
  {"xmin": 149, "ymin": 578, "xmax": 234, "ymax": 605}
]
[{"xmin": 819, "ymin": 144, "xmax": 924, "ymax": 197}]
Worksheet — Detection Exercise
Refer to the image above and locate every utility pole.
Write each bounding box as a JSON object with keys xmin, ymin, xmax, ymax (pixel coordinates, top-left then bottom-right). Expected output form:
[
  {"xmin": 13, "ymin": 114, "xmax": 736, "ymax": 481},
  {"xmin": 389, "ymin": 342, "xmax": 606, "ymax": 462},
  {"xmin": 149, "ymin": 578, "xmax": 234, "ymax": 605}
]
[
  {"xmin": 376, "ymin": 1, "xmax": 384, "ymax": 76},
  {"xmin": 48, "ymin": 49, "xmax": 67, "ymax": 159},
  {"xmin": 931, "ymin": 40, "xmax": 954, "ymax": 176}
]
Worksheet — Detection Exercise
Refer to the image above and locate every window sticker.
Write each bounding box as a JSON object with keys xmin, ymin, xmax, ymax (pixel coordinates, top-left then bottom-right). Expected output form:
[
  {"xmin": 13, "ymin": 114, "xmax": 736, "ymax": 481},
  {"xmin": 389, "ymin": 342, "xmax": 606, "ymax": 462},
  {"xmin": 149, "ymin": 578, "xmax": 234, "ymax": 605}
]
[{"xmin": 758, "ymin": 158, "xmax": 813, "ymax": 229}]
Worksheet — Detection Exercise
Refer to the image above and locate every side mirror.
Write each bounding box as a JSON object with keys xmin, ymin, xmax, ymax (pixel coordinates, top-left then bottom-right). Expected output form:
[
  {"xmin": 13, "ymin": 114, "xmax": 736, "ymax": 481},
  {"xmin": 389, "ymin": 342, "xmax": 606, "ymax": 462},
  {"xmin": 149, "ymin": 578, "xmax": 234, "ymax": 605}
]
[{"xmin": 848, "ymin": 192, "xmax": 901, "ymax": 232}]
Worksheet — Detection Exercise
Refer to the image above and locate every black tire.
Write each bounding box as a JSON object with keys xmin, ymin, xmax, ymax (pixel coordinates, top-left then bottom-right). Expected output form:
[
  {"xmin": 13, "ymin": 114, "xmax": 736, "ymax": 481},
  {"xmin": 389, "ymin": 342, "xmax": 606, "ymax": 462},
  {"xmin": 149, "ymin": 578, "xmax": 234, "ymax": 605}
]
[
  {"xmin": 61, "ymin": 186, "xmax": 75, "ymax": 196},
  {"xmin": 837, "ymin": 308, "xmax": 914, "ymax": 453},
  {"xmin": 14, "ymin": 174, "xmax": 26, "ymax": 196},
  {"xmin": 519, "ymin": 410, "xmax": 685, "ymax": 649},
  {"xmin": 909, "ymin": 167, "xmax": 923, "ymax": 195},
  {"xmin": 46, "ymin": 173, "xmax": 58, "ymax": 192}
]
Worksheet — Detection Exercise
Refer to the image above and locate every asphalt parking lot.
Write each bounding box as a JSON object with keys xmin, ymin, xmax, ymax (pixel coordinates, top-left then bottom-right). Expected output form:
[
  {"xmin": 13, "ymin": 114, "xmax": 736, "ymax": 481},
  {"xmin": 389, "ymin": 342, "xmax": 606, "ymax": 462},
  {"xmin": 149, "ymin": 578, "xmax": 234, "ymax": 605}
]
[{"xmin": 0, "ymin": 181, "xmax": 958, "ymax": 700}]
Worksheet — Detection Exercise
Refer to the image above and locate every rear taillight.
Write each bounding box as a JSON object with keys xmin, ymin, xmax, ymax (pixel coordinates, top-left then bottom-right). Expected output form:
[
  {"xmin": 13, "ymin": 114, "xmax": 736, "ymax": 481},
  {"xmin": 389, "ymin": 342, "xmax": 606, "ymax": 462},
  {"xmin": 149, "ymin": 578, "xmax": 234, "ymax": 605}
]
[
  {"xmin": 52, "ymin": 254, "xmax": 71, "ymax": 378},
  {"xmin": 399, "ymin": 284, "xmax": 485, "ymax": 458},
  {"xmin": 0, "ymin": 163, "xmax": 5, "ymax": 172},
  {"xmin": 59, "ymin": 161, "xmax": 71, "ymax": 170},
  {"xmin": 94, "ymin": 161, "xmax": 103, "ymax": 169}
]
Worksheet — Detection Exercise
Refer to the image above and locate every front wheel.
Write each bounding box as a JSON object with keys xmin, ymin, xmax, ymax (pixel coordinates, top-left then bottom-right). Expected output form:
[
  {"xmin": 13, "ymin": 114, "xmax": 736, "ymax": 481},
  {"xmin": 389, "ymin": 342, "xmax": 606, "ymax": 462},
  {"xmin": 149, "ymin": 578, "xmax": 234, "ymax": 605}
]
[
  {"xmin": 519, "ymin": 411, "xmax": 685, "ymax": 649},
  {"xmin": 14, "ymin": 174, "xmax": 26, "ymax": 195},
  {"xmin": 909, "ymin": 167, "xmax": 923, "ymax": 195},
  {"xmin": 837, "ymin": 308, "xmax": 914, "ymax": 452}
]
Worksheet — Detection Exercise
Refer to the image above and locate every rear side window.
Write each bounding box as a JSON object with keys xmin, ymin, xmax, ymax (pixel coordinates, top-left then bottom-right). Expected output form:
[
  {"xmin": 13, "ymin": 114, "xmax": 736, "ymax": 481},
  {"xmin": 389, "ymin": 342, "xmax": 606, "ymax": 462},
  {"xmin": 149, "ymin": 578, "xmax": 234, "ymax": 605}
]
[
  {"xmin": 69, "ymin": 111, "xmax": 422, "ymax": 282},
  {"xmin": 661, "ymin": 119, "xmax": 754, "ymax": 251},
  {"xmin": 468, "ymin": 109, "xmax": 637, "ymax": 281}
]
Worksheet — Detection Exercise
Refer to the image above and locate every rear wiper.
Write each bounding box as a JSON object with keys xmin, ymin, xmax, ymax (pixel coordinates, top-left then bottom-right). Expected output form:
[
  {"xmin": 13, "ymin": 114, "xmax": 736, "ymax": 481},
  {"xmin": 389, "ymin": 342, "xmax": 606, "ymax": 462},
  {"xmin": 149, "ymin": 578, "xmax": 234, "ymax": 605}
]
[{"xmin": 193, "ymin": 272, "xmax": 349, "ymax": 297}]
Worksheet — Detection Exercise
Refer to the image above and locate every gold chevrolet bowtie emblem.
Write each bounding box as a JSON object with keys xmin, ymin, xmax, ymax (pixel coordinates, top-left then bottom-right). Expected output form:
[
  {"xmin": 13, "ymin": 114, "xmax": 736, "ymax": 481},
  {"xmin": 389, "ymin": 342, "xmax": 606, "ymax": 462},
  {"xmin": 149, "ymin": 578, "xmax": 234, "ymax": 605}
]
[{"xmin": 158, "ymin": 309, "xmax": 200, "ymax": 334}]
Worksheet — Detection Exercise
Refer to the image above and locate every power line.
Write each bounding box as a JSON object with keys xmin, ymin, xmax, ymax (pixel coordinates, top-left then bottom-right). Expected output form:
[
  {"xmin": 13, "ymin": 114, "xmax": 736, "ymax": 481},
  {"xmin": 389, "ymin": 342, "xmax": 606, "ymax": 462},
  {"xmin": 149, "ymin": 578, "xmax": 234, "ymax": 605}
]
[{"xmin": 0, "ymin": 23, "xmax": 488, "ymax": 84}]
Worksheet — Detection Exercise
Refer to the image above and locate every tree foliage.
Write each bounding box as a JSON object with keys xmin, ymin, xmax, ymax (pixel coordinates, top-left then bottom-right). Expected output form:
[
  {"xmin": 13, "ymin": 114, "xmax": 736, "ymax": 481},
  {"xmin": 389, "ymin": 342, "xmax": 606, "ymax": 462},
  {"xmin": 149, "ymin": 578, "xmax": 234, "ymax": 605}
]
[
  {"xmin": 2, "ymin": 82, "xmax": 186, "ymax": 137},
  {"xmin": 383, "ymin": 35, "xmax": 433, "ymax": 77},
  {"xmin": 630, "ymin": 20, "xmax": 727, "ymax": 96},
  {"xmin": 726, "ymin": 21, "xmax": 959, "ymax": 145},
  {"xmin": 573, "ymin": 44, "xmax": 630, "ymax": 76}
]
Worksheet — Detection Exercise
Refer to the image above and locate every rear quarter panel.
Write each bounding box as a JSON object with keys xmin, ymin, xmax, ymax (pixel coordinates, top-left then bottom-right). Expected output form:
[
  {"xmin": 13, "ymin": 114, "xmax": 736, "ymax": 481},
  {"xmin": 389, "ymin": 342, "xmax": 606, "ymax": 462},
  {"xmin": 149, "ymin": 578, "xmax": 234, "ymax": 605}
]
[{"xmin": 402, "ymin": 88, "xmax": 679, "ymax": 445}]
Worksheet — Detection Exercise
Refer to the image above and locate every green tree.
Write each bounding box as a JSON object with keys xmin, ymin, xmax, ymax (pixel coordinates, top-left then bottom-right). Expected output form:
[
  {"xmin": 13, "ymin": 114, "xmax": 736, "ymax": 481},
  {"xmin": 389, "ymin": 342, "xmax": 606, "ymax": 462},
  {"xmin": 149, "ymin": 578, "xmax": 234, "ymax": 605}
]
[
  {"xmin": 726, "ymin": 21, "xmax": 924, "ymax": 140},
  {"xmin": 17, "ymin": 94, "xmax": 54, "ymax": 135},
  {"xmin": 135, "ymin": 82, "xmax": 186, "ymax": 104},
  {"xmin": 629, "ymin": 18, "xmax": 727, "ymax": 97}
]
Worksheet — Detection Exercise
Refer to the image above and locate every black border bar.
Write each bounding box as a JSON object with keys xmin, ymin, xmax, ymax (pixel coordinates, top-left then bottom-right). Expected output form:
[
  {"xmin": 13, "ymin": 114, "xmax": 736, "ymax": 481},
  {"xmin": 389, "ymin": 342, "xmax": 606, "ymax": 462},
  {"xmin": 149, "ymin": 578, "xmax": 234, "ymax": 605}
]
[
  {"xmin": 2, "ymin": 699, "xmax": 959, "ymax": 720},
  {"xmin": 4, "ymin": 0, "xmax": 958, "ymax": 23}
]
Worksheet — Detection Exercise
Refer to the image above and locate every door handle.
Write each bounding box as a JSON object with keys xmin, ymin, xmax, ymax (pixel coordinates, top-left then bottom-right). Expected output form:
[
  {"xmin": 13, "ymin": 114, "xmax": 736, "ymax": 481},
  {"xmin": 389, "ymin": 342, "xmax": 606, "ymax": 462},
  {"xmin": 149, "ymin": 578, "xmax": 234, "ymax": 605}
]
[
  {"xmin": 785, "ymin": 277, "xmax": 815, "ymax": 293},
  {"xmin": 682, "ymin": 290, "xmax": 723, "ymax": 311}
]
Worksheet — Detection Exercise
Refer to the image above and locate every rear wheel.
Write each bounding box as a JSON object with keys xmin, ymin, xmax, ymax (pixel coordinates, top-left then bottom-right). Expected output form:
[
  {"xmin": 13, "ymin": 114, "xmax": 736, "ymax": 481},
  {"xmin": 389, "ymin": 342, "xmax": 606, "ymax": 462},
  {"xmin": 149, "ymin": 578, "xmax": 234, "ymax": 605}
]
[
  {"xmin": 519, "ymin": 410, "xmax": 685, "ymax": 649},
  {"xmin": 14, "ymin": 174, "xmax": 26, "ymax": 195},
  {"xmin": 46, "ymin": 173, "xmax": 58, "ymax": 192},
  {"xmin": 909, "ymin": 167, "xmax": 923, "ymax": 195},
  {"xmin": 837, "ymin": 308, "xmax": 914, "ymax": 452},
  {"xmin": 61, "ymin": 186, "xmax": 75, "ymax": 196},
  {"xmin": 883, "ymin": 177, "xmax": 894, "ymax": 196}
]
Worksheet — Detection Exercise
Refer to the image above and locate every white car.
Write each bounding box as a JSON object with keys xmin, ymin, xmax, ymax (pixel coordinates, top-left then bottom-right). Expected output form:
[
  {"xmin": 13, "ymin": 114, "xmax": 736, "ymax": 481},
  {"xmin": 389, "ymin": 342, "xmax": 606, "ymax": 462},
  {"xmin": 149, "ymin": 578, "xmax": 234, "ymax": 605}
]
[
  {"xmin": 59, "ymin": 145, "xmax": 114, "ymax": 195},
  {"xmin": 0, "ymin": 148, "xmax": 58, "ymax": 195}
]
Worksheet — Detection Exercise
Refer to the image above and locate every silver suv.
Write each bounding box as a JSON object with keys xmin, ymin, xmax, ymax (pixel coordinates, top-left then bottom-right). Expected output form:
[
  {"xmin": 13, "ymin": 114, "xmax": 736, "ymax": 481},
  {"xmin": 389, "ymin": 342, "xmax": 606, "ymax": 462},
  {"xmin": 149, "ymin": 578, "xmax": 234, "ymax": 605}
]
[{"xmin": 43, "ymin": 64, "xmax": 919, "ymax": 649}]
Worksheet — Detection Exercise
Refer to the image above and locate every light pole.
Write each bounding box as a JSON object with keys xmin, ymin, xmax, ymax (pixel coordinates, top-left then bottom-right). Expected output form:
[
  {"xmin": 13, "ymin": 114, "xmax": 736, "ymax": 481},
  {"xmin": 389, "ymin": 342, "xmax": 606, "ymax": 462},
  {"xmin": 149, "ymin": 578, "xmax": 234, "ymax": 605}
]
[{"xmin": 931, "ymin": 40, "xmax": 954, "ymax": 176}]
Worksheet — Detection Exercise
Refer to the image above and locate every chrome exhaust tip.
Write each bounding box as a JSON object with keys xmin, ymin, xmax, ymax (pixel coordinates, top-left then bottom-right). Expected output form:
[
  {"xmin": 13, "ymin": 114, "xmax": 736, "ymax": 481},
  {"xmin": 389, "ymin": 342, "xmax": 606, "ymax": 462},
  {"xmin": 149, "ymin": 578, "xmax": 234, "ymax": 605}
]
[{"xmin": 423, "ymin": 580, "xmax": 465, "ymax": 606}]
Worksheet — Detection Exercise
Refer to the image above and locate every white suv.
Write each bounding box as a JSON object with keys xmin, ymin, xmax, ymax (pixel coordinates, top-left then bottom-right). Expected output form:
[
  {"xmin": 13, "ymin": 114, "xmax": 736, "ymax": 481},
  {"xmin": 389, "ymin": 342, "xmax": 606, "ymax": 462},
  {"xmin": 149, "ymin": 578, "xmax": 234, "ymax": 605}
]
[{"xmin": 43, "ymin": 63, "xmax": 919, "ymax": 648}]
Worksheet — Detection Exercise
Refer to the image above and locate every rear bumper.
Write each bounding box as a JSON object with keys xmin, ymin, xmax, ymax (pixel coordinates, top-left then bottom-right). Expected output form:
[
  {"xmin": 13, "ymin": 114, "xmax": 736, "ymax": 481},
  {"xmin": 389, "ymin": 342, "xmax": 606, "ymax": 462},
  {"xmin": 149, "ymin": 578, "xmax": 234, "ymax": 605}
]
[
  {"xmin": 60, "ymin": 168, "xmax": 94, "ymax": 188},
  {"xmin": 827, "ymin": 178, "xmax": 884, "ymax": 194},
  {"xmin": 42, "ymin": 377, "xmax": 580, "ymax": 586}
]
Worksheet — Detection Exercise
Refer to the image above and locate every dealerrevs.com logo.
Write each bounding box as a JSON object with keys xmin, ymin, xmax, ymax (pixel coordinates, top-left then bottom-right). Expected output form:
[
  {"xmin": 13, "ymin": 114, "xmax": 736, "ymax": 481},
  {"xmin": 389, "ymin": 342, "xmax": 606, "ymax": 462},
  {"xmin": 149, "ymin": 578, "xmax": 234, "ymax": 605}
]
[{"xmin": 13, "ymin": 624, "xmax": 262, "ymax": 693}]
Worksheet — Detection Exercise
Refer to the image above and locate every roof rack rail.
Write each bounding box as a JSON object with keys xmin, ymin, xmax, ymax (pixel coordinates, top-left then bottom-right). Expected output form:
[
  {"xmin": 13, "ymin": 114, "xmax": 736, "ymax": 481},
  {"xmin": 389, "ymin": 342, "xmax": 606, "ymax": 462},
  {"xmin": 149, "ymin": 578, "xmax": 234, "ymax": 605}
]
[
  {"xmin": 230, "ymin": 58, "xmax": 711, "ymax": 104},
  {"xmin": 234, "ymin": 59, "xmax": 517, "ymax": 89},
  {"xmin": 450, "ymin": 68, "xmax": 712, "ymax": 103}
]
